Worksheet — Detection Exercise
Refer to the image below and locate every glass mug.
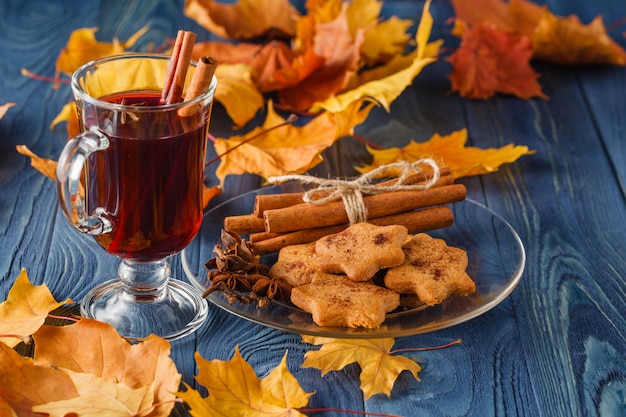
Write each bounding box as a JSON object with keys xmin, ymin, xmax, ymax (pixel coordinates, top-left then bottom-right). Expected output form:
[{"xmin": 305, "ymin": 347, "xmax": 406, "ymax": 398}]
[{"xmin": 56, "ymin": 53, "xmax": 216, "ymax": 340}]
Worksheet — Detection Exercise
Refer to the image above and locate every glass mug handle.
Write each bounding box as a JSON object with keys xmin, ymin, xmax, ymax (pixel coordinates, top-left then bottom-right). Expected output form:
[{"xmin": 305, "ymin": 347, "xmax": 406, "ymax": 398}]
[{"xmin": 56, "ymin": 126, "xmax": 112, "ymax": 236}]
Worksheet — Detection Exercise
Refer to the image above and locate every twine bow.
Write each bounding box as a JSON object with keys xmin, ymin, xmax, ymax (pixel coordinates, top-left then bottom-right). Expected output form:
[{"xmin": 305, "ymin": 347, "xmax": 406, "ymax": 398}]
[{"xmin": 267, "ymin": 159, "xmax": 440, "ymax": 225}]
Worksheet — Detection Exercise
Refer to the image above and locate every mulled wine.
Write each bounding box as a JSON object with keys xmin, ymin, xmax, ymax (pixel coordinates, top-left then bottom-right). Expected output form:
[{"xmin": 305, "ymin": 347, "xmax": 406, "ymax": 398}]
[{"xmin": 85, "ymin": 90, "xmax": 208, "ymax": 261}]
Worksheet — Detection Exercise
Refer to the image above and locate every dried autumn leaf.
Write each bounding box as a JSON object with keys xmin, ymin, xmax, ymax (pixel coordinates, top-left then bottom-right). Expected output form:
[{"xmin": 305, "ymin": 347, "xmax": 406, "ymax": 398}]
[
  {"xmin": 56, "ymin": 26, "xmax": 149, "ymax": 77},
  {"xmin": 177, "ymin": 347, "xmax": 313, "ymax": 417},
  {"xmin": 33, "ymin": 318, "xmax": 180, "ymax": 417},
  {"xmin": 214, "ymin": 99, "xmax": 374, "ymax": 185},
  {"xmin": 446, "ymin": 22, "xmax": 547, "ymax": 100},
  {"xmin": 0, "ymin": 102, "xmax": 15, "ymax": 120},
  {"xmin": 358, "ymin": 128, "xmax": 535, "ymax": 178},
  {"xmin": 0, "ymin": 397, "xmax": 17, "ymax": 417},
  {"xmin": 311, "ymin": 0, "xmax": 441, "ymax": 113},
  {"xmin": 450, "ymin": 0, "xmax": 542, "ymax": 36},
  {"xmin": 450, "ymin": 0, "xmax": 626, "ymax": 66},
  {"xmin": 0, "ymin": 269, "xmax": 71, "ymax": 348},
  {"xmin": 50, "ymin": 101, "xmax": 80, "ymax": 138},
  {"xmin": 531, "ymin": 10, "xmax": 626, "ymax": 65},
  {"xmin": 301, "ymin": 336, "xmax": 421, "ymax": 399},
  {"xmin": 192, "ymin": 41, "xmax": 262, "ymax": 65},
  {"xmin": 278, "ymin": 3, "xmax": 365, "ymax": 112},
  {"xmin": 214, "ymin": 63, "xmax": 265, "ymax": 127},
  {"xmin": 0, "ymin": 341, "xmax": 80, "ymax": 416},
  {"xmin": 203, "ymin": 185, "xmax": 221, "ymax": 209},
  {"xmin": 184, "ymin": 0, "xmax": 300, "ymax": 40},
  {"xmin": 16, "ymin": 145, "xmax": 58, "ymax": 181},
  {"xmin": 32, "ymin": 369, "xmax": 155, "ymax": 417},
  {"xmin": 360, "ymin": 16, "xmax": 414, "ymax": 65}
]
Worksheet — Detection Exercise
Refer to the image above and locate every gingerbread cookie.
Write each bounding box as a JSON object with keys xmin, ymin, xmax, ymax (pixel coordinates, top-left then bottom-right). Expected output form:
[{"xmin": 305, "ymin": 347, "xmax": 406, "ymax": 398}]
[
  {"xmin": 268, "ymin": 242, "xmax": 319, "ymax": 287},
  {"xmin": 384, "ymin": 233, "xmax": 475, "ymax": 306},
  {"xmin": 315, "ymin": 222, "xmax": 408, "ymax": 281},
  {"xmin": 290, "ymin": 272, "xmax": 400, "ymax": 328}
]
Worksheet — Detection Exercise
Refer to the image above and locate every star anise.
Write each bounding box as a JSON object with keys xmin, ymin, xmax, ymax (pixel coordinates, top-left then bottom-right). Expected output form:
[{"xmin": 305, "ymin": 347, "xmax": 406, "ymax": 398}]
[{"xmin": 203, "ymin": 230, "xmax": 290, "ymax": 307}]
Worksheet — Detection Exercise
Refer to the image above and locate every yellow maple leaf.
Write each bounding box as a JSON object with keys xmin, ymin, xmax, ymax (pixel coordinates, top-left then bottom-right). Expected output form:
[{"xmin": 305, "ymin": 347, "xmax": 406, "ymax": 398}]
[
  {"xmin": 214, "ymin": 63, "xmax": 265, "ymax": 128},
  {"xmin": 178, "ymin": 346, "xmax": 313, "ymax": 417},
  {"xmin": 32, "ymin": 369, "xmax": 155, "ymax": 417},
  {"xmin": 56, "ymin": 26, "xmax": 149, "ymax": 77},
  {"xmin": 0, "ymin": 269, "xmax": 72, "ymax": 348},
  {"xmin": 0, "ymin": 102, "xmax": 15, "ymax": 120},
  {"xmin": 49, "ymin": 101, "xmax": 80, "ymax": 138},
  {"xmin": 213, "ymin": 99, "xmax": 374, "ymax": 185},
  {"xmin": 33, "ymin": 318, "xmax": 180, "ymax": 417},
  {"xmin": 310, "ymin": 0, "xmax": 441, "ymax": 113},
  {"xmin": 184, "ymin": 0, "xmax": 300, "ymax": 40},
  {"xmin": 357, "ymin": 128, "xmax": 535, "ymax": 178},
  {"xmin": 360, "ymin": 16, "xmax": 414, "ymax": 65},
  {"xmin": 301, "ymin": 336, "xmax": 421, "ymax": 399}
]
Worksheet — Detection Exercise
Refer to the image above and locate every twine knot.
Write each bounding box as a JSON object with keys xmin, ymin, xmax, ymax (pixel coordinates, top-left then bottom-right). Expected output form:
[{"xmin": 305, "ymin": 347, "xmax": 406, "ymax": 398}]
[{"xmin": 267, "ymin": 159, "xmax": 440, "ymax": 225}]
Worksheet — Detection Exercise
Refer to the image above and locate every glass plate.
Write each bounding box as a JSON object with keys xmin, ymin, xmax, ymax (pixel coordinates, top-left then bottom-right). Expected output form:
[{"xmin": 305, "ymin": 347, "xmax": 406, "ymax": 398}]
[{"xmin": 181, "ymin": 184, "xmax": 525, "ymax": 338}]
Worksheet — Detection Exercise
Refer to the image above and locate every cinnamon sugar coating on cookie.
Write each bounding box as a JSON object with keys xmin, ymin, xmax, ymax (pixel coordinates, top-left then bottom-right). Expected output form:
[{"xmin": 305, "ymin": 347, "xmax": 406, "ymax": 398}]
[
  {"xmin": 315, "ymin": 222, "xmax": 408, "ymax": 281},
  {"xmin": 290, "ymin": 272, "xmax": 400, "ymax": 328},
  {"xmin": 384, "ymin": 233, "xmax": 475, "ymax": 306}
]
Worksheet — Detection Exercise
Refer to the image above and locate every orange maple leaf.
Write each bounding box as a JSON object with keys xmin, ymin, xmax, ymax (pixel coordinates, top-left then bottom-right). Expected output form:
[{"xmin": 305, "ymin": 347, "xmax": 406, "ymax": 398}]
[
  {"xmin": 0, "ymin": 341, "xmax": 79, "ymax": 415},
  {"xmin": 178, "ymin": 346, "xmax": 313, "ymax": 416},
  {"xmin": 446, "ymin": 22, "xmax": 547, "ymax": 100},
  {"xmin": 531, "ymin": 10, "xmax": 626, "ymax": 65},
  {"xmin": 278, "ymin": 3, "xmax": 365, "ymax": 112},
  {"xmin": 450, "ymin": 0, "xmax": 626, "ymax": 66},
  {"xmin": 213, "ymin": 99, "xmax": 374, "ymax": 185},
  {"xmin": 184, "ymin": 0, "xmax": 300, "ymax": 40},
  {"xmin": 450, "ymin": 0, "xmax": 542, "ymax": 36},
  {"xmin": 312, "ymin": 0, "xmax": 440, "ymax": 113},
  {"xmin": 0, "ymin": 269, "xmax": 72, "ymax": 348},
  {"xmin": 33, "ymin": 318, "xmax": 181, "ymax": 417},
  {"xmin": 301, "ymin": 336, "xmax": 421, "ymax": 399},
  {"xmin": 358, "ymin": 128, "xmax": 535, "ymax": 178}
]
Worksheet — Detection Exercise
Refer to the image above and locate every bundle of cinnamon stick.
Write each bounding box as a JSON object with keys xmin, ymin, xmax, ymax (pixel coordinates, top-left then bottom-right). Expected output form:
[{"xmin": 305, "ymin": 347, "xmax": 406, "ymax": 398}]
[
  {"xmin": 161, "ymin": 30, "xmax": 217, "ymax": 109},
  {"xmin": 224, "ymin": 167, "xmax": 466, "ymax": 255}
]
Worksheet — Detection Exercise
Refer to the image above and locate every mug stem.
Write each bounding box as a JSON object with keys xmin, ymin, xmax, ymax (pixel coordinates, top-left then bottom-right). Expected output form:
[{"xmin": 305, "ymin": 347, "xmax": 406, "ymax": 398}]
[{"xmin": 80, "ymin": 258, "xmax": 208, "ymax": 341}]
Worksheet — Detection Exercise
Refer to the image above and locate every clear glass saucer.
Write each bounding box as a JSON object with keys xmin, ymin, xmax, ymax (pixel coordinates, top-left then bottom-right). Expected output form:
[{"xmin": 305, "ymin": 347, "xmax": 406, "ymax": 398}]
[{"xmin": 181, "ymin": 185, "xmax": 525, "ymax": 338}]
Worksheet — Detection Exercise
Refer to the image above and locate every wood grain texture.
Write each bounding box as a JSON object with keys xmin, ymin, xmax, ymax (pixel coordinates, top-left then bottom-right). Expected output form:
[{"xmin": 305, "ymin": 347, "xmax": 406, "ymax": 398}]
[{"xmin": 1, "ymin": 1, "xmax": 625, "ymax": 416}]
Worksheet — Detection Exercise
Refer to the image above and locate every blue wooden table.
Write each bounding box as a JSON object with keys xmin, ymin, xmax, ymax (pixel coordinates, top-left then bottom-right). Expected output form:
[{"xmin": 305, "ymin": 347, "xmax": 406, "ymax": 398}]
[{"xmin": 1, "ymin": 0, "xmax": 625, "ymax": 416}]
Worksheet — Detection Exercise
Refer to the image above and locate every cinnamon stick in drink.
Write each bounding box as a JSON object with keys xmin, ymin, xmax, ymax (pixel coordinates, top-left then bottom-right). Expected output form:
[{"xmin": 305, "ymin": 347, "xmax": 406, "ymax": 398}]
[
  {"xmin": 179, "ymin": 56, "xmax": 217, "ymax": 117},
  {"xmin": 161, "ymin": 30, "xmax": 197, "ymax": 104},
  {"xmin": 251, "ymin": 205, "xmax": 454, "ymax": 255},
  {"xmin": 263, "ymin": 183, "xmax": 466, "ymax": 234}
]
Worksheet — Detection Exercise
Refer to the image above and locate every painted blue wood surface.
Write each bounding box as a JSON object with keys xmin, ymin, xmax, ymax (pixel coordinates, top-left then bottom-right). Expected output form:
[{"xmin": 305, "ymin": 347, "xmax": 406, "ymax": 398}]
[{"xmin": 1, "ymin": 1, "xmax": 625, "ymax": 416}]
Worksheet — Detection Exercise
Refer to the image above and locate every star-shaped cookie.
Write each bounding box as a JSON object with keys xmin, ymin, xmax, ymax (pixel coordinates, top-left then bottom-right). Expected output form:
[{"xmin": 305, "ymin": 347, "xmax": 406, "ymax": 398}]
[
  {"xmin": 290, "ymin": 272, "xmax": 400, "ymax": 328},
  {"xmin": 315, "ymin": 222, "xmax": 408, "ymax": 281},
  {"xmin": 268, "ymin": 242, "xmax": 319, "ymax": 287},
  {"xmin": 384, "ymin": 233, "xmax": 475, "ymax": 306}
]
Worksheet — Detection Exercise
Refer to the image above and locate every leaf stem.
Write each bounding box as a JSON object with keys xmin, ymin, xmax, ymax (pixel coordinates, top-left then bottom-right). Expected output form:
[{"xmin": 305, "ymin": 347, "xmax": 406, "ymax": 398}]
[
  {"xmin": 205, "ymin": 113, "xmax": 298, "ymax": 167},
  {"xmin": 21, "ymin": 68, "xmax": 70, "ymax": 85},
  {"xmin": 47, "ymin": 314, "xmax": 80, "ymax": 322},
  {"xmin": 352, "ymin": 133, "xmax": 386, "ymax": 150},
  {"xmin": 389, "ymin": 338, "xmax": 462, "ymax": 355}
]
